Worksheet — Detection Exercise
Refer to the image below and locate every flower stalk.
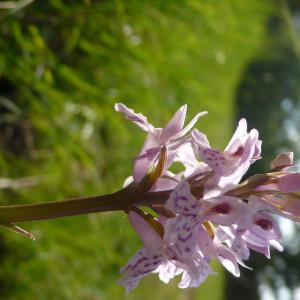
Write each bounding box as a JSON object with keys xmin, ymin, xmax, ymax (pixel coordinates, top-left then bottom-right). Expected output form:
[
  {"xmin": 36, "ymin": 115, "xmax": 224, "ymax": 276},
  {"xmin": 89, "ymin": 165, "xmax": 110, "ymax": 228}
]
[{"xmin": 0, "ymin": 188, "xmax": 171, "ymax": 223}]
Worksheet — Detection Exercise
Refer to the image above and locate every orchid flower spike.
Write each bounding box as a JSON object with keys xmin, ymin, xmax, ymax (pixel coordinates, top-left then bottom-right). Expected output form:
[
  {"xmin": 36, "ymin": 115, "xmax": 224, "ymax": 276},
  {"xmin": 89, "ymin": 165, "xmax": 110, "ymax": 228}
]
[{"xmin": 117, "ymin": 103, "xmax": 300, "ymax": 292}]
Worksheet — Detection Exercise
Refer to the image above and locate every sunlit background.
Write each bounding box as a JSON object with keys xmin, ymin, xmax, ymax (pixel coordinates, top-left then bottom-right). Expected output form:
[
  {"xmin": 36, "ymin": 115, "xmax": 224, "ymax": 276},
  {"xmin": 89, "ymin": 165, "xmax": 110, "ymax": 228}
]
[{"xmin": 0, "ymin": 0, "xmax": 300, "ymax": 299}]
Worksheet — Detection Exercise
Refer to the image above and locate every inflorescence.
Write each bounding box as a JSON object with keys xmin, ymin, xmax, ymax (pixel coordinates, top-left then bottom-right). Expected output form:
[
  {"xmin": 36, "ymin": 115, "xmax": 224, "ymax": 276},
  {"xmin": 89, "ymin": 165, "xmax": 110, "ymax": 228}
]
[{"xmin": 115, "ymin": 103, "xmax": 300, "ymax": 292}]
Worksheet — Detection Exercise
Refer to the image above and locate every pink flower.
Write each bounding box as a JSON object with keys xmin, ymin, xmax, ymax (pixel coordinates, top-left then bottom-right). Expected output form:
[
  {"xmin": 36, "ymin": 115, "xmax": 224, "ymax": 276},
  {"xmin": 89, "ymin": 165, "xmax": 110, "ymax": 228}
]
[
  {"xmin": 197, "ymin": 225, "xmax": 241, "ymax": 277},
  {"xmin": 192, "ymin": 118, "xmax": 261, "ymax": 198},
  {"xmin": 165, "ymin": 181, "xmax": 248, "ymax": 250},
  {"xmin": 218, "ymin": 196, "xmax": 283, "ymax": 260},
  {"xmin": 165, "ymin": 182, "xmax": 241, "ymax": 276},
  {"xmin": 115, "ymin": 104, "xmax": 300, "ymax": 292},
  {"xmin": 203, "ymin": 195, "xmax": 248, "ymax": 226},
  {"xmin": 119, "ymin": 211, "xmax": 165, "ymax": 292},
  {"xmin": 115, "ymin": 103, "xmax": 207, "ymax": 182},
  {"xmin": 120, "ymin": 210, "xmax": 215, "ymax": 291}
]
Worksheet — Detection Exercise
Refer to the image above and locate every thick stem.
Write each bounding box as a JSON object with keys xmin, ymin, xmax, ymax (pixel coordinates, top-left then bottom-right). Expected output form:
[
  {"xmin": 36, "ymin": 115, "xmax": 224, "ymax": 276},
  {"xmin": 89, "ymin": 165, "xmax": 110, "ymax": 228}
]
[{"xmin": 0, "ymin": 188, "xmax": 171, "ymax": 223}]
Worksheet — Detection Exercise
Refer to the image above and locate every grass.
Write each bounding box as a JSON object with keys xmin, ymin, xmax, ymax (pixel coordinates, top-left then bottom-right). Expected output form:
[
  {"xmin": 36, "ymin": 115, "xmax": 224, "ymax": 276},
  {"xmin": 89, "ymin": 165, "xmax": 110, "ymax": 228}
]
[{"xmin": 0, "ymin": 1, "xmax": 273, "ymax": 299}]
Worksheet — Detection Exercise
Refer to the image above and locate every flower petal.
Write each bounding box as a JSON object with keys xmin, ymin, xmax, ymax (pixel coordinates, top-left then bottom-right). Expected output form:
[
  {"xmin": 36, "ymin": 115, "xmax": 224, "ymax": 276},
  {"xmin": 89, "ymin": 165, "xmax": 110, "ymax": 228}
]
[
  {"xmin": 133, "ymin": 132, "xmax": 161, "ymax": 182},
  {"xmin": 277, "ymin": 173, "xmax": 300, "ymax": 193},
  {"xmin": 115, "ymin": 103, "xmax": 155, "ymax": 133},
  {"xmin": 171, "ymin": 111, "xmax": 208, "ymax": 141},
  {"xmin": 205, "ymin": 196, "xmax": 248, "ymax": 226},
  {"xmin": 153, "ymin": 261, "xmax": 181, "ymax": 284},
  {"xmin": 160, "ymin": 105, "xmax": 187, "ymax": 142},
  {"xmin": 166, "ymin": 181, "xmax": 200, "ymax": 215},
  {"xmin": 165, "ymin": 215, "xmax": 203, "ymax": 257},
  {"xmin": 129, "ymin": 211, "xmax": 163, "ymax": 253},
  {"xmin": 217, "ymin": 245, "xmax": 240, "ymax": 277},
  {"xmin": 192, "ymin": 130, "xmax": 226, "ymax": 174},
  {"xmin": 119, "ymin": 248, "xmax": 163, "ymax": 292},
  {"xmin": 225, "ymin": 118, "xmax": 247, "ymax": 151},
  {"xmin": 203, "ymin": 128, "xmax": 259, "ymax": 198},
  {"xmin": 175, "ymin": 143, "xmax": 207, "ymax": 177},
  {"xmin": 178, "ymin": 258, "xmax": 213, "ymax": 288},
  {"xmin": 270, "ymin": 152, "xmax": 294, "ymax": 171}
]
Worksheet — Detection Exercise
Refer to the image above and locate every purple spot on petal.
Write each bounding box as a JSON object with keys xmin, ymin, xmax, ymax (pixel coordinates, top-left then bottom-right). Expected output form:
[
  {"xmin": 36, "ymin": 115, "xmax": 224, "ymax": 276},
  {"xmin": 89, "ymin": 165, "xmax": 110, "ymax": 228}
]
[
  {"xmin": 255, "ymin": 218, "xmax": 273, "ymax": 230},
  {"xmin": 211, "ymin": 202, "xmax": 231, "ymax": 214},
  {"xmin": 179, "ymin": 231, "xmax": 193, "ymax": 242},
  {"xmin": 132, "ymin": 257, "xmax": 149, "ymax": 269},
  {"xmin": 233, "ymin": 146, "xmax": 244, "ymax": 156},
  {"xmin": 137, "ymin": 269, "xmax": 153, "ymax": 275}
]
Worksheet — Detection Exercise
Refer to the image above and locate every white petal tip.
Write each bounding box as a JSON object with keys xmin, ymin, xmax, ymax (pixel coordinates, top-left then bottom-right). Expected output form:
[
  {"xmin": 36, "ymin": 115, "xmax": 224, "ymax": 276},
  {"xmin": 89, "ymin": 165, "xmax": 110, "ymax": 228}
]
[
  {"xmin": 114, "ymin": 103, "xmax": 123, "ymax": 111},
  {"xmin": 180, "ymin": 104, "xmax": 188, "ymax": 111}
]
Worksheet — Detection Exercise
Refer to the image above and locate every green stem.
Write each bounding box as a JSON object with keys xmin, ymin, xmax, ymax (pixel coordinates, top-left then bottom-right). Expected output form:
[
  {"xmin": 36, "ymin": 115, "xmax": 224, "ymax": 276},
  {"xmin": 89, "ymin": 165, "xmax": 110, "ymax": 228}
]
[{"xmin": 0, "ymin": 188, "xmax": 171, "ymax": 223}]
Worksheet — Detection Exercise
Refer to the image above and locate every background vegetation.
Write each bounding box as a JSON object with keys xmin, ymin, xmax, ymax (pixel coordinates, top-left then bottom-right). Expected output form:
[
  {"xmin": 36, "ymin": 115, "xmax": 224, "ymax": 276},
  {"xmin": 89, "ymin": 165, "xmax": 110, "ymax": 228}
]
[{"xmin": 0, "ymin": 0, "xmax": 290, "ymax": 299}]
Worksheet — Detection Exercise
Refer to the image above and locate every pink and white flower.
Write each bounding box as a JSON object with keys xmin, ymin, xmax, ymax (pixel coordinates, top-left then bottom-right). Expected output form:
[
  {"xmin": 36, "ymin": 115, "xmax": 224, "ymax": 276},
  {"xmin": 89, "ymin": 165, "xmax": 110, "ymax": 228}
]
[
  {"xmin": 115, "ymin": 103, "xmax": 207, "ymax": 182},
  {"xmin": 115, "ymin": 103, "xmax": 300, "ymax": 292},
  {"xmin": 192, "ymin": 118, "xmax": 261, "ymax": 198},
  {"xmin": 120, "ymin": 210, "xmax": 215, "ymax": 291}
]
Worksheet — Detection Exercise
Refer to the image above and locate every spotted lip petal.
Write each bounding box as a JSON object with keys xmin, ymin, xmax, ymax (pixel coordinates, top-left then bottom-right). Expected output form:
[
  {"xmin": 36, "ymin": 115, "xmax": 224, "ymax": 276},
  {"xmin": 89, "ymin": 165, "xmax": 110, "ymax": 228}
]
[
  {"xmin": 119, "ymin": 248, "xmax": 163, "ymax": 293},
  {"xmin": 165, "ymin": 181, "xmax": 200, "ymax": 216},
  {"xmin": 204, "ymin": 195, "xmax": 248, "ymax": 226},
  {"xmin": 225, "ymin": 196, "xmax": 283, "ymax": 259},
  {"xmin": 165, "ymin": 215, "xmax": 203, "ymax": 257},
  {"xmin": 192, "ymin": 119, "xmax": 259, "ymax": 198}
]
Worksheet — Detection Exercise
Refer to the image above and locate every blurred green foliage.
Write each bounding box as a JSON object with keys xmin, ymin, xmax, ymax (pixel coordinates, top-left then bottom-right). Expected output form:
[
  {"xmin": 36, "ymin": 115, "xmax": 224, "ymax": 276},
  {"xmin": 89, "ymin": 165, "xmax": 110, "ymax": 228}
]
[{"xmin": 0, "ymin": 1, "xmax": 272, "ymax": 299}]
